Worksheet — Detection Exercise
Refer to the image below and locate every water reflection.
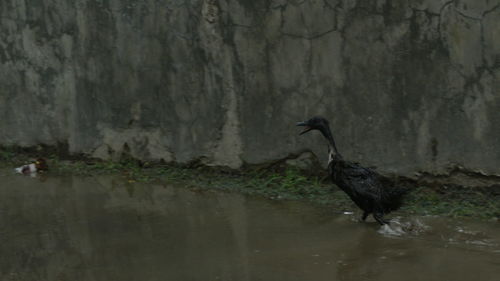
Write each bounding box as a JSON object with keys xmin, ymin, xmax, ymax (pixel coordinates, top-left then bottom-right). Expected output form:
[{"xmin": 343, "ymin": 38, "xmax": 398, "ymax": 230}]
[{"xmin": 0, "ymin": 171, "xmax": 498, "ymax": 281}]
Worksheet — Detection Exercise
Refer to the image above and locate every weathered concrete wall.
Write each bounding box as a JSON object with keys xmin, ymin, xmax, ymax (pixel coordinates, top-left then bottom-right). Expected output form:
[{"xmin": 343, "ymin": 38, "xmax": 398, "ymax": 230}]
[{"xmin": 1, "ymin": 0, "xmax": 499, "ymax": 176}]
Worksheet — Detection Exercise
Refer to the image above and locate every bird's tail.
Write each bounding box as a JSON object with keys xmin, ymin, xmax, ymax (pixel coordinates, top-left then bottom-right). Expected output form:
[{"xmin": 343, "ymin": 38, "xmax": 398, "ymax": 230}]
[{"xmin": 384, "ymin": 186, "xmax": 409, "ymax": 212}]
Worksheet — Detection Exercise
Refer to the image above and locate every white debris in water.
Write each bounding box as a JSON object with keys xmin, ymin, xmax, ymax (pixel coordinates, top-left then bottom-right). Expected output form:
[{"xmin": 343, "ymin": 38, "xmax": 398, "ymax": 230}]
[
  {"xmin": 456, "ymin": 226, "xmax": 481, "ymax": 236},
  {"xmin": 343, "ymin": 211, "xmax": 354, "ymax": 215},
  {"xmin": 336, "ymin": 260, "xmax": 347, "ymax": 266}
]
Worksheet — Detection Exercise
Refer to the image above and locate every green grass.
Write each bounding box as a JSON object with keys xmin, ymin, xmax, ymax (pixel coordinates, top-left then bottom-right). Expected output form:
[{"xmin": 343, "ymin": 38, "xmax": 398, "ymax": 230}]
[
  {"xmin": 0, "ymin": 146, "xmax": 16, "ymax": 161},
  {"xmin": 401, "ymin": 186, "xmax": 500, "ymax": 219}
]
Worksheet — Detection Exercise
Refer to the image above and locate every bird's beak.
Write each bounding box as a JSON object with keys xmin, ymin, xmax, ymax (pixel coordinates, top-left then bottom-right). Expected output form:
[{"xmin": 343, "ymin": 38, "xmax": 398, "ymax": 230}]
[{"xmin": 296, "ymin": 121, "xmax": 312, "ymax": 135}]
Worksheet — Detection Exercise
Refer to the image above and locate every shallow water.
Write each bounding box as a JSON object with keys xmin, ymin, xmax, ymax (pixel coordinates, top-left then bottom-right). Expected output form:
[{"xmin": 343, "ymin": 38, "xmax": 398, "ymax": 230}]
[{"xmin": 0, "ymin": 170, "xmax": 499, "ymax": 281}]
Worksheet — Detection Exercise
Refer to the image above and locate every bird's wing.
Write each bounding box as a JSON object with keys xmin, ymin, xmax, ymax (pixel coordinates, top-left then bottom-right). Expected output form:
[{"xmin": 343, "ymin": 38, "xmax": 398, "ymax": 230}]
[
  {"xmin": 341, "ymin": 162, "xmax": 385, "ymax": 197},
  {"xmin": 335, "ymin": 160, "xmax": 406, "ymax": 212},
  {"xmin": 342, "ymin": 162, "xmax": 379, "ymax": 180}
]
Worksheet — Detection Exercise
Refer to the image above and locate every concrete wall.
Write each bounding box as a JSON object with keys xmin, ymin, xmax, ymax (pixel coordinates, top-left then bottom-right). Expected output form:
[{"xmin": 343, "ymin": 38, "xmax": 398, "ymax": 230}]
[{"xmin": 1, "ymin": 0, "xmax": 499, "ymax": 176}]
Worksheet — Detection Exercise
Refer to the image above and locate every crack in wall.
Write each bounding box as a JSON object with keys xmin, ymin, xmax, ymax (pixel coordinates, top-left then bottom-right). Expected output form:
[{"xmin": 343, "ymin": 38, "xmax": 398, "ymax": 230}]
[{"xmin": 280, "ymin": 27, "xmax": 337, "ymax": 40}]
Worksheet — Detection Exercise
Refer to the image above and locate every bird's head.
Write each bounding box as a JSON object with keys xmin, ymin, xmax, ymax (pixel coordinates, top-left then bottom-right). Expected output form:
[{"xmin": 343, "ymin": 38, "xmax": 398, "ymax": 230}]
[
  {"xmin": 35, "ymin": 158, "xmax": 48, "ymax": 171},
  {"xmin": 296, "ymin": 116, "xmax": 330, "ymax": 136}
]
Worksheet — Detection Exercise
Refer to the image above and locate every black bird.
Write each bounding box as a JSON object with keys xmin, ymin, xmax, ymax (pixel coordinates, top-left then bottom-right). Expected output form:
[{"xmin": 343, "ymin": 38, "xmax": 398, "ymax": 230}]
[{"xmin": 297, "ymin": 116, "xmax": 405, "ymax": 225}]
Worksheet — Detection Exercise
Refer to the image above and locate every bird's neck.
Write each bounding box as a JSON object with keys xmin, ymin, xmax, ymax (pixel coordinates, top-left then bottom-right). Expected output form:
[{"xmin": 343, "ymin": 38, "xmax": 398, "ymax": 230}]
[{"xmin": 321, "ymin": 127, "xmax": 341, "ymax": 159}]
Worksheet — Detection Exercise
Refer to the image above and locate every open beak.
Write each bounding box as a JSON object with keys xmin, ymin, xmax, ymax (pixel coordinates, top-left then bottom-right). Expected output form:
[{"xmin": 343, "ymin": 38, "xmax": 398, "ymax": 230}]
[{"xmin": 296, "ymin": 121, "xmax": 312, "ymax": 135}]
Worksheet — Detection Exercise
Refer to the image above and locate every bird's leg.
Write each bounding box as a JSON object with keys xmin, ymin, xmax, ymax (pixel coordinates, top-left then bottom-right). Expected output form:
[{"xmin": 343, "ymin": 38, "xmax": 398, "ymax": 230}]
[
  {"xmin": 373, "ymin": 212, "xmax": 389, "ymax": 225},
  {"xmin": 361, "ymin": 211, "xmax": 369, "ymax": 222}
]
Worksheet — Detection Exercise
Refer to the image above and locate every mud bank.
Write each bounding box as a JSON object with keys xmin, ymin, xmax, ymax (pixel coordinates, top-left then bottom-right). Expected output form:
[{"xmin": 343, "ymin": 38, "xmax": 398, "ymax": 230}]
[{"xmin": 2, "ymin": 147, "xmax": 499, "ymax": 220}]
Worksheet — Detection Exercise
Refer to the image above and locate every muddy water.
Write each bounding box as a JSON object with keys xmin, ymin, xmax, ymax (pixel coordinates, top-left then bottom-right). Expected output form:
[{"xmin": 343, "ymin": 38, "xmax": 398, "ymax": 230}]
[{"xmin": 0, "ymin": 171, "xmax": 499, "ymax": 281}]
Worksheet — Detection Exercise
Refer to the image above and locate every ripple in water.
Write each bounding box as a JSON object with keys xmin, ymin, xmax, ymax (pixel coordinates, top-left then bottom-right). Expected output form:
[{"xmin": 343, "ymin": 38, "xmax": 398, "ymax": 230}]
[
  {"xmin": 447, "ymin": 226, "xmax": 499, "ymax": 249},
  {"xmin": 378, "ymin": 217, "xmax": 431, "ymax": 237}
]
